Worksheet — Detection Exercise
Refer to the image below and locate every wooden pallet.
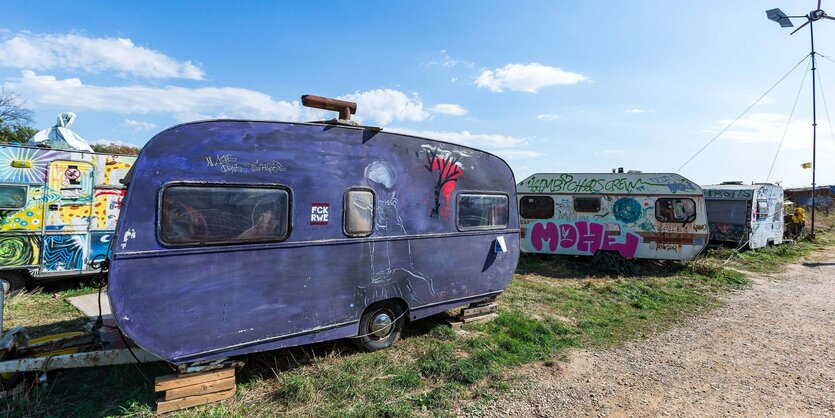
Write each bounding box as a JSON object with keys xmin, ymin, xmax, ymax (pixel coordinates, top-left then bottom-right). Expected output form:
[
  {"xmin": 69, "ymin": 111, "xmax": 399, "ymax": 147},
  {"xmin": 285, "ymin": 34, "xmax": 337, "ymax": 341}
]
[
  {"xmin": 446, "ymin": 303, "xmax": 499, "ymax": 330},
  {"xmin": 155, "ymin": 368, "xmax": 236, "ymax": 414}
]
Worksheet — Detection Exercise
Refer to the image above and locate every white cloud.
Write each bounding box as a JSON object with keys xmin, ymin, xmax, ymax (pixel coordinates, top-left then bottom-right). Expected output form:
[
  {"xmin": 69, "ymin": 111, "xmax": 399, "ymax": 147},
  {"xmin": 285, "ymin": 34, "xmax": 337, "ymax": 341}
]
[
  {"xmin": 338, "ymin": 89, "xmax": 428, "ymax": 125},
  {"xmin": 602, "ymin": 149, "xmax": 624, "ymax": 154},
  {"xmin": 536, "ymin": 113, "xmax": 560, "ymax": 121},
  {"xmin": 120, "ymin": 119, "xmax": 158, "ymax": 132},
  {"xmin": 422, "ymin": 50, "xmax": 475, "ymax": 69},
  {"xmin": 625, "ymin": 108, "xmax": 649, "ymax": 114},
  {"xmin": 4, "ymin": 72, "xmax": 441, "ymax": 126},
  {"xmin": 5, "ymin": 71, "xmax": 302, "ymax": 122},
  {"xmin": 716, "ymin": 112, "xmax": 832, "ymax": 151},
  {"xmin": 475, "ymin": 63, "xmax": 586, "ymax": 93},
  {"xmin": 392, "ymin": 128, "xmax": 540, "ymax": 160},
  {"xmin": 0, "ymin": 32, "xmax": 204, "ymax": 79},
  {"xmin": 430, "ymin": 103, "xmax": 468, "ymax": 116}
]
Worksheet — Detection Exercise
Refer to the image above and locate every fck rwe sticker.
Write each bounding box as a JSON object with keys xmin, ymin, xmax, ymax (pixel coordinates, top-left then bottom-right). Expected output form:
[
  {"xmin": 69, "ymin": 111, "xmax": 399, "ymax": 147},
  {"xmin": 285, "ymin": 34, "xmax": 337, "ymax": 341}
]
[{"xmin": 310, "ymin": 203, "xmax": 329, "ymax": 225}]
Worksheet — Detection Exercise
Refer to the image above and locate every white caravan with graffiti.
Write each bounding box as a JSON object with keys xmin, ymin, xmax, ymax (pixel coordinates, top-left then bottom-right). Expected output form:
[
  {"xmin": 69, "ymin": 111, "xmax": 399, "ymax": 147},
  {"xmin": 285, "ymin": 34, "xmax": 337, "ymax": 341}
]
[
  {"xmin": 702, "ymin": 182, "xmax": 784, "ymax": 249},
  {"xmin": 517, "ymin": 172, "xmax": 709, "ymax": 260}
]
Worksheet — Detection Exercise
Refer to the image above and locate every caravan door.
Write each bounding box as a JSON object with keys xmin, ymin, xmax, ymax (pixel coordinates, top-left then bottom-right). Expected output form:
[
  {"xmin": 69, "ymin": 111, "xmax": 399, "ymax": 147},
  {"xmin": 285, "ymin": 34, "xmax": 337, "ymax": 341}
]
[{"xmin": 42, "ymin": 161, "xmax": 94, "ymax": 273}]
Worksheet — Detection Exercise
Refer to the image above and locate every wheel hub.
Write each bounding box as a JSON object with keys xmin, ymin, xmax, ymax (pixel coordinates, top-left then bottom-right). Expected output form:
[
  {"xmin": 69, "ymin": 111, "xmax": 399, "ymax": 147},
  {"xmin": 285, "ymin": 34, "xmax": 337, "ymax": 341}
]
[{"xmin": 369, "ymin": 312, "xmax": 393, "ymax": 338}]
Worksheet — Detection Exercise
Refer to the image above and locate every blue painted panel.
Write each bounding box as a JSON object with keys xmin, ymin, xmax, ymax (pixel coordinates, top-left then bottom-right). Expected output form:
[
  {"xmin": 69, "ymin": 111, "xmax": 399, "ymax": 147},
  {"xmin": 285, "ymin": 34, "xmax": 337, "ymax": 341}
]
[
  {"xmin": 43, "ymin": 234, "xmax": 87, "ymax": 272},
  {"xmin": 89, "ymin": 231, "xmax": 114, "ymax": 265}
]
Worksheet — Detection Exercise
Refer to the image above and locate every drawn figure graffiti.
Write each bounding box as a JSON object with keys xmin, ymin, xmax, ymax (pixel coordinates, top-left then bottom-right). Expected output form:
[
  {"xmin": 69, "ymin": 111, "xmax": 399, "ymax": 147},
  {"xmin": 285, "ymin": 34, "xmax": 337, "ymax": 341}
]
[
  {"xmin": 421, "ymin": 146, "xmax": 463, "ymax": 218},
  {"xmin": 0, "ymin": 235, "xmax": 39, "ymax": 267},
  {"xmin": 612, "ymin": 197, "xmax": 643, "ymax": 224},
  {"xmin": 528, "ymin": 220, "xmax": 642, "ymax": 258},
  {"xmin": 363, "ymin": 161, "xmax": 435, "ymax": 305}
]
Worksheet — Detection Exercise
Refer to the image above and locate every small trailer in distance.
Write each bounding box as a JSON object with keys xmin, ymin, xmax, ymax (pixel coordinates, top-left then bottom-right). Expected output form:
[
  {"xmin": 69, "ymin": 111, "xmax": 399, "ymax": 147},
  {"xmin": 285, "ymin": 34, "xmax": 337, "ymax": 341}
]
[
  {"xmin": 108, "ymin": 96, "xmax": 519, "ymax": 365},
  {"xmin": 703, "ymin": 182, "xmax": 784, "ymax": 249},
  {"xmin": 517, "ymin": 172, "xmax": 708, "ymax": 260}
]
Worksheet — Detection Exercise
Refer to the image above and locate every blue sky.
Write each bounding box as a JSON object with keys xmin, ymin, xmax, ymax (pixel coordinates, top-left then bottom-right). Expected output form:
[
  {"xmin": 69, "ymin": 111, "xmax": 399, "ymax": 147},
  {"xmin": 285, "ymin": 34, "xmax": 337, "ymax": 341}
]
[{"xmin": 2, "ymin": 1, "xmax": 834, "ymax": 187}]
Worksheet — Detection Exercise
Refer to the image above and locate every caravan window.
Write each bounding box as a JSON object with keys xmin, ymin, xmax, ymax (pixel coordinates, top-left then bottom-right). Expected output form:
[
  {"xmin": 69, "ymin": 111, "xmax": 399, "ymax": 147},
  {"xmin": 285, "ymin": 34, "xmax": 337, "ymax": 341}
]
[
  {"xmin": 573, "ymin": 197, "xmax": 601, "ymax": 213},
  {"xmin": 0, "ymin": 185, "xmax": 27, "ymax": 210},
  {"xmin": 756, "ymin": 200, "xmax": 769, "ymax": 220},
  {"xmin": 160, "ymin": 185, "xmax": 290, "ymax": 245},
  {"xmin": 520, "ymin": 196, "xmax": 554, "ymax": 219},
  {"xmin": 655, "ymin": 198, "xmax": 696, "ymax": 223},
  {"xmin": 458, "ymin": 194, "xmax": 508, "ymax": 230},
  {"xmin": 344, "ymin": 189, "xmax": 375, "ymax": 237}
]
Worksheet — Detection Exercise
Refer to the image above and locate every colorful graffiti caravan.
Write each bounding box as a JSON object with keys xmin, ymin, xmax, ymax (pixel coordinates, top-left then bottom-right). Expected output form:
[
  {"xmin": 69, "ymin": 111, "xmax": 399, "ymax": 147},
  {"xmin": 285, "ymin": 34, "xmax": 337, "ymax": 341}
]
[
  {"xmin": 109, "ymin": 117, "xmax": 519, "ymax": 364},
  {"xmin": 517, "ymin": 172, "xmax": 708, "ymax": 260},
  {"xmin": 703, "ymin": 182, "xmax": 784, "ymax": 249},
  {"xmin": 0, "ymin": 144, "xmax": 136, "ymax": 287}
]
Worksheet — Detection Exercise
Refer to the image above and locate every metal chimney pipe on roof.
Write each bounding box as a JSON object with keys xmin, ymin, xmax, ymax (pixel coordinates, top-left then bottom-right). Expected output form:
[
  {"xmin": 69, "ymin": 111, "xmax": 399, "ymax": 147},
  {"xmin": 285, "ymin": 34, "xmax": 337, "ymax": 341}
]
[{"xmin": 301, "ymin": 95, "xmax": 357, "ymax": 121}]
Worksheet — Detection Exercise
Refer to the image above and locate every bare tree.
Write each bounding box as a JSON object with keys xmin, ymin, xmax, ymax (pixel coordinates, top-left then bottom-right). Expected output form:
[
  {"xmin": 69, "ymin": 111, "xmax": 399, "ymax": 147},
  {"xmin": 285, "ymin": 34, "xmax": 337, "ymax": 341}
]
[{"xmin": 0, "ymin": 90, "xmax": 34, "ymax": 127}]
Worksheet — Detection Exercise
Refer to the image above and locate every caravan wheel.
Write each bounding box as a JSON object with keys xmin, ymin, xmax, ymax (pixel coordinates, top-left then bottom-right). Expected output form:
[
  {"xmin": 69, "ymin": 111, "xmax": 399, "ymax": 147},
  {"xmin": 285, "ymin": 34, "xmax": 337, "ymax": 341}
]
[
  {"xmin": 354, "ymin": 302, "xmax": 405, "ymax": 352},
  {"xmin": 0, "ymin": 271, "xmax": 27, "ymax": 292}
]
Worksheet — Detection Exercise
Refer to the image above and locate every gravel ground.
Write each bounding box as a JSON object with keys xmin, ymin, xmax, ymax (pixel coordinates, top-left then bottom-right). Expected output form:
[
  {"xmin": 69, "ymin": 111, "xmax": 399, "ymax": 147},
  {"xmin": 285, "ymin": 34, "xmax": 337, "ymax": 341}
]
[{"xmin": 485, "ymin": 248, "xmax": 835, "ymax": 417}]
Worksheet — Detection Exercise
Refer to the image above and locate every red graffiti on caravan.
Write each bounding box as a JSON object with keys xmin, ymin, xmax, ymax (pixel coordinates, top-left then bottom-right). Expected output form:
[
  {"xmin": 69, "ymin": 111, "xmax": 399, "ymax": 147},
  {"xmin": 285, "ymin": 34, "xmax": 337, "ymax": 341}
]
[{"xmin": 529, "ymin": 221, "xmax": 641, "ymax": 258}]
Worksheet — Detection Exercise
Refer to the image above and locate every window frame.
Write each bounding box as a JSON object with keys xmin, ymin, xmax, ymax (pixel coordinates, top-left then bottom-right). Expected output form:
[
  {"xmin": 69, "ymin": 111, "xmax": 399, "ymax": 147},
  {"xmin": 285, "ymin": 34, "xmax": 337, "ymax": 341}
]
[
  {"xmin": 654, "ymin": 197, "xmax": 697, "ymax": 224},
  {"xmin": 573, "ymin": 196, "xmax": 602, "ymax": 213},
  {"xmin": 0, "ymin": 184, "xmax": 29, "ymax": 211},
  {"xmin": 519, "ymin": 195, "xmax": 555, "ymax": 219},
  {"xmin": 456, "ymin": 192, "xmax": 510, "ymax": 231},
  {"xmin": 755, "ymin": 200, "xmax": 769, "ymax": 220},
  {"xmin": 156, "ymin": 182, "xmax": 293, "ymax": 247},
  {"xmin": 342, "ymin": 187, "xmax": 376, "ymax": 238}
]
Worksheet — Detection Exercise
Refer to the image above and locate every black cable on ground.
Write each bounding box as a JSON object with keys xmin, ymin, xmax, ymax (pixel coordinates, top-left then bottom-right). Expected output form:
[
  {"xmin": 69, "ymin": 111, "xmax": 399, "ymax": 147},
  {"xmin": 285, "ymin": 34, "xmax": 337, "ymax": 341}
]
[{"xmin": 677, "ymin": 54, "xmax": 811, "ymax": 172}]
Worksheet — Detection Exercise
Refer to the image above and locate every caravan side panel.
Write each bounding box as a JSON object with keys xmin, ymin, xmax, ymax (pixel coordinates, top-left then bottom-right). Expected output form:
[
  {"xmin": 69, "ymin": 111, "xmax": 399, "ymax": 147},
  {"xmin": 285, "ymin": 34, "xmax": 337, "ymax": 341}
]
[{"xmin": 518, "ymin": 173, "xmax": 708, "ymax": 261}]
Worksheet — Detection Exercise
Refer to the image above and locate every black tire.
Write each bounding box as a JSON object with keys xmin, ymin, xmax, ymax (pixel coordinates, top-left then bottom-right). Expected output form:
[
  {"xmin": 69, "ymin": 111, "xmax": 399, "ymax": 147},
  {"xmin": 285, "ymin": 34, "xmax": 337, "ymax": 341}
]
[
  {"xmin": 353, "ymin": 302, "xmax": 405, "ymax": 352},
  {"xmin": 0, "ymin": 271, "xmax": 27, "ymax": 293}
]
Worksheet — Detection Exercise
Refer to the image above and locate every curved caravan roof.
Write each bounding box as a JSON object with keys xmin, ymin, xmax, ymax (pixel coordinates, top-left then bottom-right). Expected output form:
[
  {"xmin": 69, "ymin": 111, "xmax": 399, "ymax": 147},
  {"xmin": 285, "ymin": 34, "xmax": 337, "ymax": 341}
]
[{"xmin": 517, "ymin": 172, "xmax": 702, "ymax": 195}]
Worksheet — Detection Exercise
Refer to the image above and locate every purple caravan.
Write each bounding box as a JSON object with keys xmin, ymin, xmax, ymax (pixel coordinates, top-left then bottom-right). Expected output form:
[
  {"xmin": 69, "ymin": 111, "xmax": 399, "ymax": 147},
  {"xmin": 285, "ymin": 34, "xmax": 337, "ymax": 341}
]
[{"xmin": 108, "ymin": 96, "xmax": 519, "ymax": 365}]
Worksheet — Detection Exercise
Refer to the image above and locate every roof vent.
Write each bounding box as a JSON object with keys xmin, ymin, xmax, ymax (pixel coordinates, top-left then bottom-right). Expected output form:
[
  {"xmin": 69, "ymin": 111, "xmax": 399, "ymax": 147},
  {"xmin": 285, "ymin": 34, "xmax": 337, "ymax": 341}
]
[
  {"xmin": 721, "ymin": 181, "xmax": 744, "ymax": 185},
  {"xmin": 302, "ymin": 94, "xmax": 357, "ymax": 123}
]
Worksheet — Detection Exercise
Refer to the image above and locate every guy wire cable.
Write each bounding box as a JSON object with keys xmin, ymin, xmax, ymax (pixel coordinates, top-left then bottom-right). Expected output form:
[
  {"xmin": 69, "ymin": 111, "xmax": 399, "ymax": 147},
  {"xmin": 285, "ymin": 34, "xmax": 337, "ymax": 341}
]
[
  {"xmin": 767, "ymin": 58, "xmax": 811, "ymax": 182},
  {"xmin": 815, "ymin": 61, "xmax": 835, "ymax": 149},
  {"xmin": 677, "ymin": 54, "xmax": 811, "ymax": 172}
]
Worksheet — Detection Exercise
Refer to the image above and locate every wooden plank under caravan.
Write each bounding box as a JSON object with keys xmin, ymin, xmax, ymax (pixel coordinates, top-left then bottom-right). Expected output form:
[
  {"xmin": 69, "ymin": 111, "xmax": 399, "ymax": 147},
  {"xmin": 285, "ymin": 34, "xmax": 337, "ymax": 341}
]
[
  {"xmin": 108, "ymin": 105, "xmax": 519, "ymax": 364},
  {"xmin": 517, "ymin": 172, "xmax": 708, "ymax": 260}
]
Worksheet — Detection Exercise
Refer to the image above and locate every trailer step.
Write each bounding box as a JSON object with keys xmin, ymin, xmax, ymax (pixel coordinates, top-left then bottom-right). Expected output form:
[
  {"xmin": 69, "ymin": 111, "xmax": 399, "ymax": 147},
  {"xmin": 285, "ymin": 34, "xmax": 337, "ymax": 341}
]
[{"xmin": 155, "ymin": 367, "xmax": 236, "ymax": 414}]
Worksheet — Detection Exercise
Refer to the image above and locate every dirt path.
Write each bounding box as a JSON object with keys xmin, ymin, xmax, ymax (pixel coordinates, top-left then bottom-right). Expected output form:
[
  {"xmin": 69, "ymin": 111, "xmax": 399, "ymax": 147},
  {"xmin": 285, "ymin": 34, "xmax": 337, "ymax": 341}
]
[{"xmin": 485, "ymin": 249, "xmax": 835, "ymax": 417}]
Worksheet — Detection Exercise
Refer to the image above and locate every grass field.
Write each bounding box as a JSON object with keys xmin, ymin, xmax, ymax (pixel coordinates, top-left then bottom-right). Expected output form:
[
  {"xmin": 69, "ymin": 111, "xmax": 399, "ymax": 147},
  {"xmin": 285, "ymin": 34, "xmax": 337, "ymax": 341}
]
[{"xmin": 2, "ymin": 217, "xmax": 832, "ymax": 417}]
